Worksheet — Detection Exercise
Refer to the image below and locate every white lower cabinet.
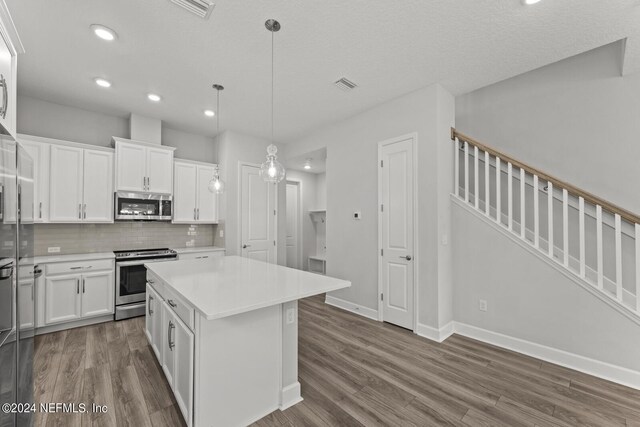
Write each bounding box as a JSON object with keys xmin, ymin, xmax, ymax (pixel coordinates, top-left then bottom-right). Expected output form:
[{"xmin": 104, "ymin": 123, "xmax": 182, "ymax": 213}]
[
  {"xmin": 18, "ymin": 277, "xmax": 34, "ymax": 330},
  {"xmin": 80, "ymin": 271, "xmax": 114, "ymax": 317},
  {"xmin": 147, "ymin": 282, "xmax": 194, "ymax": 427},
  {"xmin": 40, "ymin": 258, "xmax": 115, "ymax": 327},
  {"xmin": 44, "ymin": 275, "xmax": 82, "ymax": 324}
]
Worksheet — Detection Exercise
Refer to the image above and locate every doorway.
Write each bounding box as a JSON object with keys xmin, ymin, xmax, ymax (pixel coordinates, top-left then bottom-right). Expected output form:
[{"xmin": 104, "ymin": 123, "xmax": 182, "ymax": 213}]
[
  {"xmin": 239, "ymin": 163, "xmax": 276, "ymax": 263},
  {"xmin": 285, "ymin": 181, "xmax": 302, "ymax": 269},
  {"xmin": 378, "ymin": 134, "xmax": 417, "ymax": 330}
]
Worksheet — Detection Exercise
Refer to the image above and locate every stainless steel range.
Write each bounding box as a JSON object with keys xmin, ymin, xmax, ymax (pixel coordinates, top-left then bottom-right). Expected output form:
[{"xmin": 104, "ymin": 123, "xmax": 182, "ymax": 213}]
[{"xmin": 114, "ymin": 248, "xmax": 177, "ymax": 320}]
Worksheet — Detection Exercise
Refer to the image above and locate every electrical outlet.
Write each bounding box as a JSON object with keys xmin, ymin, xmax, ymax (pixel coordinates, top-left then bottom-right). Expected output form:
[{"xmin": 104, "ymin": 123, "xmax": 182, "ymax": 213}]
[
  {"xmin": 48, "ymin": 247, "xmax": 61, "ymax": 253},
  {"xmin": 479, "ymin": 299, "xmax": 488, "ymax": 312},
  {"xmin": 219, "ymin": 229, "xmax": 224, "ymax": 238},
  {"xmin": 286, "ymin": 308, "xmax": 295, "ymax": 324}
]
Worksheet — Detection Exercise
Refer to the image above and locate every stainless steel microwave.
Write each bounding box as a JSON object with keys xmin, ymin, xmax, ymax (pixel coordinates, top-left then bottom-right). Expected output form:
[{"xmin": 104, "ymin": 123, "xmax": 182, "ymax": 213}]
[{"xmin": 114, "ymin": 192, "xmax": 172, "ymax": 221}]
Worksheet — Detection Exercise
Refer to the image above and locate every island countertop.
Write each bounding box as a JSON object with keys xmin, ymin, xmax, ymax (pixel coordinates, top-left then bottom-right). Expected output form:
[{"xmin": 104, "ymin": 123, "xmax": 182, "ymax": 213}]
[{"xmin": 145, "ymin": 255, "xmax": 350, "ymax": 320}]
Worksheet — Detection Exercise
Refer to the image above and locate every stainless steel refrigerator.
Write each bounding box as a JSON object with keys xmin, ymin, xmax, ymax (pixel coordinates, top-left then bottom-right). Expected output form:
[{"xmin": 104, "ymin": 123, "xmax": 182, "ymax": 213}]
[{"xmin": 0, "ymin": 135, "xmax": 35, "ymax": 427}]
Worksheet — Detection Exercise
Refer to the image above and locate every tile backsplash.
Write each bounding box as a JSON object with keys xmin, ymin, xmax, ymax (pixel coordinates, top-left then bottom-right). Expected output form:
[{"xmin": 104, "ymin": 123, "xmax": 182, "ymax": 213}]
[{"xmin": 34, "ymin": 222, "xmax": 223, "ymax": 256}]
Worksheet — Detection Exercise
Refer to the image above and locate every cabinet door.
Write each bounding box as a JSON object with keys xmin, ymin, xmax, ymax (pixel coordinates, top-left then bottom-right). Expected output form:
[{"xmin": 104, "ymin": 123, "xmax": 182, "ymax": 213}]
[
  {"xmin": 116, "ymin": 142, "xmax": 146, "ymax": 192},
  {"xmin": 45, "ymin": 274, "xmax": 81, "ymax": 324},
  {"xmin": 173, "ymin": 315, "xmax": 194, "ymax": 427},
  {"xmin": 150, "ymin": 287, "xmax": 163, "ymax": 361},
  {"xmin": 18, "ymin": 278, "xmax": 34, "ymax": 330},
  {"xmin": 81, "ymin": 271, "xmax": 114, "ymax": 318},
  {"xmin": 0, "ymin": 32, "xmax": 16, "ymax": 137},
  {"xmin": 20, "ymin": 140, "xmax": 50, "ymax": 222},
  {"xmin": 196, "ymin": 165, "xmax": 217, "ymax": 223},
  {"xmin": 161, "ymin": 301, "xmax": 176, "ymax": 387},
  {"xmin": 35, "ymin": 273, "xmax": 45, "ymax": 328},
  {"xmin": 83, "ymin": 150, "xmax": 113, "ymax": 222},
  {"xmin": 146, "ymin": 147, "xmax": 173, "ymax": 194},
  {"xmin": 173, "ymin": 162, "xmax": 197, "ymax": 223},
  {"xmin": 49, "ymin": 145, "xmax": 84, "ymax": 222}
]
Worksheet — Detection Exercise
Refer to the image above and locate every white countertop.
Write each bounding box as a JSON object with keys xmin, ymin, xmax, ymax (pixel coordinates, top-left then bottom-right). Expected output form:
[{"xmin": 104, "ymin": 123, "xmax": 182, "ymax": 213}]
[
  {"xmin": 146, "ymin": 256, "xmax": 350, "ymax": 320},
  {"xmin": 33, "ymin": 252, "xmax": 115, "ymax": 264},
  {"xmin": 172, "ymin": 246, "xmax": 225, "ymax": 254}
]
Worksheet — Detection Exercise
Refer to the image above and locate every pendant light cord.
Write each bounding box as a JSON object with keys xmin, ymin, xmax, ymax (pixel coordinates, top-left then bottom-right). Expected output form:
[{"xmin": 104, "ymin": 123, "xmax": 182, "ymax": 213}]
[
  {"xmin": 216, "ymin": 88, "xmax": 220, "ymax": 167},
  {"xmin": 271, "ymin": 28, "xmax": 274, "ymax": 146}
]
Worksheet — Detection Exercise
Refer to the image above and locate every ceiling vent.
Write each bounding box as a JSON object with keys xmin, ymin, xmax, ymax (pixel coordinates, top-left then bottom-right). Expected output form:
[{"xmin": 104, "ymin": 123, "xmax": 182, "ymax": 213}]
[
  {"xmin": 169, "ymin": 0, "xmax": 215, "ymax": 19},
  {"xmin": 334, "ymin": 77, "xmax": 358, "ymax": 91}
]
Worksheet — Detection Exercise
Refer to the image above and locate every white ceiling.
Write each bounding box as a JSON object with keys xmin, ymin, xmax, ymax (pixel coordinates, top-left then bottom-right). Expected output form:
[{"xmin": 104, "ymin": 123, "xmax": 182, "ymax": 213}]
[
  {"xmin": 286, "ymin": 147, "xmax": 326, "ymax": 174},
  {"xmin": 8, "ymin": 0, "xmax": 640, "ymax": 143}
]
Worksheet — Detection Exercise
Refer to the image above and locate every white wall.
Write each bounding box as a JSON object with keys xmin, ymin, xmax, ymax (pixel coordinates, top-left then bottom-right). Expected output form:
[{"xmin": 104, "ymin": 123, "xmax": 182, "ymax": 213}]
[
  {"xmin": 456, "ymin": 40, "xmax": 640, "ymax": 214},
  {"xmin": 285, "ymin": 84, "xmax": 455, "ymax": 329},
  {"xmin": 452, "ymin": 202, "xmax": 640, "ymax": 373},
  {"xmin": 286, "ymin": 170, "xmax": 318, "ymax": 271},
  {"xmin": 218, "ymin": 130, "xmax": 287, "ymax": 265},
  {"xmin": 315, "ymin": 172, "xmax": 326, "ymax": 209},
  {"xmin": 17, "ymin": 95, "xmax": 217, "ymax": 163}
]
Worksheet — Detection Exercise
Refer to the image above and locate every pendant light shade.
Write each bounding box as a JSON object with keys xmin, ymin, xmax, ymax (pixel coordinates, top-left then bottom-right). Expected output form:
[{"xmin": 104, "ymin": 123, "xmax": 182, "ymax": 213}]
[
  {"xmin": 260, "ymin": 19, "xmax": 286, "ymax": 184},
  {"xmin": 259, "ymin": 144, "xmax": 286, "ymax": 183},
  {"xmin": 208, "ymin": 84, "xmax": 226, "ymax": 194}
]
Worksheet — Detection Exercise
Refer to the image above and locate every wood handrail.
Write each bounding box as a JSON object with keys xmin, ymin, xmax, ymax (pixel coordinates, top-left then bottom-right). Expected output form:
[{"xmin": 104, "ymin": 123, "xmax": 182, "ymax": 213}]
[{"xmin": 450, "ymin": 128, "xmax": 640, "ymax": 225}]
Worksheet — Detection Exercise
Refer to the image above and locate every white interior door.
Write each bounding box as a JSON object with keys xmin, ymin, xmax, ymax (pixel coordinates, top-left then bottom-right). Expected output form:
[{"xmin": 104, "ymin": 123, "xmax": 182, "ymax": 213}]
[
  {"xmin": 285, "ymin": 182, "xmax": 300, "ymax": 269},
  {"xmin": 379, "ymin": 136, "xmax": 415, "ymax": 330},
  {"xmin": 240, "ymin": 164, "xmax": 276, "ymax": 263}
]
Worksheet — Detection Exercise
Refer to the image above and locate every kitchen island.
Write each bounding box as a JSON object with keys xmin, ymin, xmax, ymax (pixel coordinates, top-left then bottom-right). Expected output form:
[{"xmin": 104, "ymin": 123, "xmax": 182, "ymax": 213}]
[{"xmin": 144, "ymin": 255, "xmax": 350, "ymax": 427}]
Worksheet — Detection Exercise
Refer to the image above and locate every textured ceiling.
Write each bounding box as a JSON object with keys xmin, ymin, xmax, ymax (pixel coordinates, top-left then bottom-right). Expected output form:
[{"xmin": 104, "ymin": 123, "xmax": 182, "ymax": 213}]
[{"xmin": 7, "ymin": 0, "xmax": 640, "ymax": 143}]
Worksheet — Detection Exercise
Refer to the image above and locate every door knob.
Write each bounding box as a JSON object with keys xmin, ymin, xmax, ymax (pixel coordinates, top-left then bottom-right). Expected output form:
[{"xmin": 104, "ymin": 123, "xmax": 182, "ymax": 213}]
[
  {"xmin": 242, "ymin": 244, "xmax": 251, "ymax": 249},
  {"xmin": 399, "ymin": 255, "xmax": 412, "ymax": 261}
]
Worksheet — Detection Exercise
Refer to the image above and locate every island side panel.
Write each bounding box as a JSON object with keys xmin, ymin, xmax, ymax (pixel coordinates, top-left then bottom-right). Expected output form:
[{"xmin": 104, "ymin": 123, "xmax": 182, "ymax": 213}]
[
  {"xmin": 194, "ymin": 305, "xmax": 281, "ymax": 427},
  {"xmin": 280, "ymin": 300, "xmax": 302, "ymax": 409}
]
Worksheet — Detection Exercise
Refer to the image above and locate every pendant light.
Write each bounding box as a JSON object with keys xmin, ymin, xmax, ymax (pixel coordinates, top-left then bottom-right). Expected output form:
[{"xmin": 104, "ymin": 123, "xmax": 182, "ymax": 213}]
[
  {"xmin": 208, "ymin": 84, "xmax": 226, "ymax": 194},
  {"xmin": 259, "ymin": 19, "xmax": 286, "ymax": 184}
]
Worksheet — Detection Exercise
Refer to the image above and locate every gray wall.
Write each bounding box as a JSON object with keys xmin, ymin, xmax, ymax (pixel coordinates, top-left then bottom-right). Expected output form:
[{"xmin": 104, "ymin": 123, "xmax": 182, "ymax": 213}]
[
  {"xmin": 452, "ymin": 202, "xmax": 640, "ymax": 373},
  {"xmin": 285, "ymin": 84, "xmax": 455, "ymax": 329},
  {"xmin": 456, "ymin": 40, "xmax": 639, "ymax": 214},
  {"xmin": 17, "ymin": 95, "xmax": 217, "ymax": 163}
]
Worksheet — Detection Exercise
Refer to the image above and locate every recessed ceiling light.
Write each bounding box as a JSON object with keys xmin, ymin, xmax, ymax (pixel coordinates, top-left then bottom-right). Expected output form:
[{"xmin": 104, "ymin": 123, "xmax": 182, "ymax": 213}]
[
  {"xmin": 94, "ymin": 78, "xmax": 111, "ymax": 88},
  {"xmin": 90, "ymin": 24, "xmax": 117, "ymax": 41},
  {"xmin": 147, "ymin": 93, "xmax": 162, "ymax": 102},
  {"xmin": 304, "ymin": 159, "xmax": 312, "ymax": 170},
  {"xmin": 522, "ymin": 0, "xmax": 541, "ymax": 5},
  {"xmin": 204, "ymin": 110, "xmax": 215, "ymax": 117}
]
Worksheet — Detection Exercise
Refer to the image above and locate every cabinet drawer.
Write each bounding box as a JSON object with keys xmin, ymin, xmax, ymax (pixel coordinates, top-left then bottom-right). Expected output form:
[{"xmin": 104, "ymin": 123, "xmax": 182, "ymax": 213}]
[
  {"xmin": 147, "ymin": 272, "xmax": 164, "ymax": 297},
  {"xmin": 46, "ymin": 259, "xmax": 114, "ymax": 276},
  {"xmin": 177, "ymin": 251, "xmax": 224, "ymax": 261},
  {"xmin": 164, "ymin": 286, "xmax": 194, "ymax": 331}
]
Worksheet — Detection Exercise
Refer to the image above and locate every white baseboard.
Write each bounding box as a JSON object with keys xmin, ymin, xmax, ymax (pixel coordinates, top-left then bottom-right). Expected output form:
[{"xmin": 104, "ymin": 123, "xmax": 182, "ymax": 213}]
[
  {"xmin": 416, "ymin": 321, "xmax": 455, "ymax": 343},
  {"xmin": 325, "ymin": 295, "xmax": 378, "ymax": 320},
  {"xmin": 452, "ymin": 322, "xmax": 640, "ymax": 391},
  {"xmin": 280, "ymin": 382, "xmax": 303, "ymax": 410}
]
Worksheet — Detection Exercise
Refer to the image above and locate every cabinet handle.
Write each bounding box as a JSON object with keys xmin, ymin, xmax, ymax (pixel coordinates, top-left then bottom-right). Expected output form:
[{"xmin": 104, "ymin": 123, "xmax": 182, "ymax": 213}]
[
  {"xmin": 70, "ymin": 266, "xmax": 83, "ymax": 270},
  {"xmin": 167, "ymin": 299, "xmax": 177, "ymax": 308},
  {"xmin": 168, "ymin": 321, "xmax": 175, "ymax": 350},
  {"xmin": 82, "ymin": 278, "xmax": 85, "ymax": 293},
  {"xmin": 148, "ymin": 295, "xmax": 154, "ymax": 315},
  {"xmin": 39, "ymin": 202, "xmax": 42, "ymax": 219},
  {"xmin": 143, "ymin": 176, "xmax": 146, "ymax": 191},
  {"xmin": 0, "ymin": 74, "xmax": 7, "ymax": 119},
  {"xmin": 76, "ymin": 279, "xmax": 80, "ymax": 294},
  {"xmin": 78, "ymin": 204, "xmax": 82, "ymax": 219},
  {"xmin": 148, "ymin": 177, "xmax": 150, "ymax": 189},
  {"xmin": 197, "ymin": 208, "xmax": 200, "ymax": 220},
  {"xmin": 83, "ymin": 204, "xmax": 86, "ymax": 219}
]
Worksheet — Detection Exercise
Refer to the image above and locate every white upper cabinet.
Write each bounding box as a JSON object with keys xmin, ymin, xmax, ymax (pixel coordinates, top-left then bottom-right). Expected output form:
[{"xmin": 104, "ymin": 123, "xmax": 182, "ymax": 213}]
[
  {"xmin": 113, "ymin": 138, "xmax": 175, "ymax": 194},
  {"xmin": 173, "ymin": 161, "xmax": 197, "ymax": 222},
  {"xmin": 49, "ymin": 142, "xmax": 114, "ymax": 223},
  {"xmin": 173, "ymin": 160, "xmax": 218, "ymax": 224},
  {"xmin": 0, "ymin": 5, "xmax": 24, "ymax": 138},
  {"xmin": 19, "ymin": 138, "xmax": 50, "ymax": 222},
  {"xmin": 115, "ymin": 141, "xmax": 146, "ymax": 192},
  {"xmin": 49, "ymin": 145, "xmax": 84, "ymax": 222},
  {"xmin": 147, "ymin": 147, "xmax": 173, "ymax": 194},
  {"xmin": 196, "ymin": 164, "xmax": 217, "ymax": 223},
  {"xmin": 83, "ymin": 149, "xmax": 113, "ymax": 222}
]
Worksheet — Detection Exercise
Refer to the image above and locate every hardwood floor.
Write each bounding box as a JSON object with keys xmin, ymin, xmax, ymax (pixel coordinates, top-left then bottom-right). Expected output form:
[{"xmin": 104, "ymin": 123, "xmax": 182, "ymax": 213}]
[{"xmin": 34, "ymin": 295, "xmax": 640, "ymax": 426}]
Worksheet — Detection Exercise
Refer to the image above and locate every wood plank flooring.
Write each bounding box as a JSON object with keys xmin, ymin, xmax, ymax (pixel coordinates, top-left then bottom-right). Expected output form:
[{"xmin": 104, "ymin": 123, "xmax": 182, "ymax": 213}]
[{"xmin": 33, "ymin": 295, "xmax": 640, "ymax": 426}]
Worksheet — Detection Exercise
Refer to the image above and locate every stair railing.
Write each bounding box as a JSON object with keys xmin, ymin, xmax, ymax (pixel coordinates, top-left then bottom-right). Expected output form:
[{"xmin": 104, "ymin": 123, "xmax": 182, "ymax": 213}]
[{"xmin": 451, "ymin": 128, "xmax": 640, "ymax": 316}]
